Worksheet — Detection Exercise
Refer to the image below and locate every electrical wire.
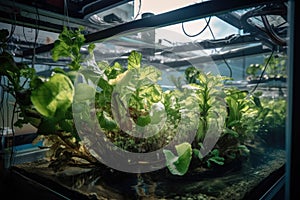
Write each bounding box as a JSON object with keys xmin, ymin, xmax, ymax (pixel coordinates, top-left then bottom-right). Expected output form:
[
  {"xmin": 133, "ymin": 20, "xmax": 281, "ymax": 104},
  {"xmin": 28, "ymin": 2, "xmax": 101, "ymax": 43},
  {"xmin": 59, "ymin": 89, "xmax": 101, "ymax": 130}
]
[
  {"xmin": 181, "ymin": 16, "xmax": 211, "ymax": 37},
  {"xmin": 261, "ymin": 15, "xmax": 286, "ymax": 46},
  {"xmin": 0, "ymin": 77, "xmax": 6, "ymax": 137},
  {"xmin": 22, "ymin": 25, "xmax": 29, "ymax": 44},
  {"xmin": 249, "ymin": 48, "xmax": 275, "ymax": 95},
  {"xmin": 7, "ymin": 2, "xmax": 18, "ymax": 167},
  {"xmin": 9, "ymin": 101, "xmax": 18, "ymax": 167},
  {"xmin": 63, "ymin": 0, "xmax": 70, "ymax": 28},
  {"xmin": 205, "ymin": 17, "xmax": 233, "ymax": 78},
  {"xmin": 133, "ymin": 0, "xmax": 142, "ymax": 20},
  {"xmin": 6, "ymin": 2, "xmax": 16, "ymax": 44},
  {"xmin": 181, "ymin": 8, "xmax": 233, "ymax": 78},
  {"xmin": 240, "ymin": 3, "xmax": 287, "ymax": 47},
  {"xmin": 31, "ymin": 5, "xmax": 40, "ymax": 69},
  {"xmin": 276, "ymin": 20, "xmax": 288, "ymax": 28}
]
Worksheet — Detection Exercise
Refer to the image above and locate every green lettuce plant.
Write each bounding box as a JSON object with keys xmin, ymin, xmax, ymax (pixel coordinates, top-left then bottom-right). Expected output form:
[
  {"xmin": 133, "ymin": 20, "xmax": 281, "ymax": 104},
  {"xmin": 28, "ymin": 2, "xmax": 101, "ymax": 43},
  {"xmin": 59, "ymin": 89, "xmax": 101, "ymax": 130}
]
[
  {"xmin": 1, "ymin": 26, "xmax": 286, "ymax": 176},
  {"xmin": 246, "ymin": 54, "xmax": 287, "ymax": 81},
  {"xmin": 1, "ymin": 27, "xmax": 98, "ymax": 171},
  {"xmin": 167, "ymin": 66, "xmax": 285, "ymax": 175},
  {"xmin": 243, "ymin": 93, "xmax": 286, "ymax": 146}
]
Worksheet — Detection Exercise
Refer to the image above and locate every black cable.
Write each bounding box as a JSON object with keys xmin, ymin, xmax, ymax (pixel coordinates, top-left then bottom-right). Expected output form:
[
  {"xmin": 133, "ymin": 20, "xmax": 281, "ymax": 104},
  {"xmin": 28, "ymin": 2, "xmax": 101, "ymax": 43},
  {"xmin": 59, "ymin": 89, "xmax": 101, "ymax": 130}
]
[
  {"xmin": 0, "ymin": 77, "xmax": 4, "ymax": 108},
  {"xmin": 182, "ymin": 16, "xmax": 211, "ymax": 37},
  {"xmin": 32, "ymin": 5, "xmax": 40, "ymax": 69},
  {"xmin": 240, "ymin": 3, "xmax": 287, "ymax": 47},
  {"xmin": 205, "ymin": 17, "xmax": 233, "ymax": 78},
  {"xmin": 22, "ymin": 25, "xmax": 29, "ymax": 44},
  {"xmin": 261, "ymin": 15, "xmax": 286, "ymax": 46},
  {"xmin": 63, "ymin": 0, "xmax": 70, "ymax": 27},
  {"xmin": 276, "ymin": 20, "xmax": 288, "ymax": 29},
  {"xmin": 221, "ymin": 57, "xmax": 233, "ymax": 78},
  {"xmin": 134, "ymin": 0, "xmax": 142, "ymax": 20},
  {"xmin": 4, "ymin": 81, "xmax": 11, "ymax": 164},
  {"xmin": 249, "ymin": 48, "xmax": 275, "ymax": 95},
  {"xmin": 9, "ymin": 101, "xmax": 18, "ymax": 168},
  {"xmin": 6, "ymin": 8, "xmax": 16, "ymax": 44},
  {"xmin": 19, "ymin": 30, "xmax": 30, "ymax": 88},
  {"xmin": 0, "ymin": 77, "xmax": 5, "ymax": 137}
]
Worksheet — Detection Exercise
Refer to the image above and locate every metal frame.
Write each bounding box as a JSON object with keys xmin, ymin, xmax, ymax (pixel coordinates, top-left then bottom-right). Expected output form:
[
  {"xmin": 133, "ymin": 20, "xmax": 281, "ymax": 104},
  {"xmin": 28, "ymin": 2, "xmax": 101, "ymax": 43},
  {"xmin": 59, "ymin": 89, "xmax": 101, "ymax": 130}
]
[
  {"xmin": 21, "ymin": 0, "xmax": 285, "ymax": 57},
  {"xmin": 0, "ymin": 0, "xmax": 133, "ymax": 33},
  {"xmin": 158, "ymin": 45, "xmax": 272, "ymax": 68},
  {"xmin": 286, "ymin": 0, "xmax": 297, "ymax": 199}
]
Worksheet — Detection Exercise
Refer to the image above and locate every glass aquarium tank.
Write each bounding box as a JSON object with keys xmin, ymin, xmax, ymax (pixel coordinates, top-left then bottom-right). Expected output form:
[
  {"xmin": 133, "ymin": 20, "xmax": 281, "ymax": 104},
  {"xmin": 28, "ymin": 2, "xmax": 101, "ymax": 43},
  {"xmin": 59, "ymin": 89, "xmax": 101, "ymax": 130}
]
[{"xmin": 0, "ymin": 0, "xmax": 291, "ymax": 199}]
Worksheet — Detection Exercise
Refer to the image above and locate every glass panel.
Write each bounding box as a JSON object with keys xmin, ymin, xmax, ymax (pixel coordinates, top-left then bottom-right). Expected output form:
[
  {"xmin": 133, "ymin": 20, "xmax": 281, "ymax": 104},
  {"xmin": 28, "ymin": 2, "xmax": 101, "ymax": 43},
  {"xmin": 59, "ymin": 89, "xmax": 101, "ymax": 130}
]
[{"xmin": 1, "ymin": 1, "xmax": 288, "ymax": 199}]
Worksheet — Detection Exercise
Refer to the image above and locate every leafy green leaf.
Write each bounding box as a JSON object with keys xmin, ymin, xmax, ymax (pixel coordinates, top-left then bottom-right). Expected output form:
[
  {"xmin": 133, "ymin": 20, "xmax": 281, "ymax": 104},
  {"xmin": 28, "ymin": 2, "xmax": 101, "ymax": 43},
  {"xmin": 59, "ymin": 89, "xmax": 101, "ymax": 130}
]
[
  {"xmin": 51, "ymin": 26, "xmax": 87, "ymax": 70},
  {"xmin": 223, "ymin": 127, "xmax": 239, "ymax": 137},
  {"xmin": 37, "ymin": 117, "xmax": 58, "ymax": 135},
  {"xmin": 139, "ymin": 84, "xmax": 162, "ymax": 103},
  {"xmin": 128, "ymin": 50, "xmax": 142, "ymax": 70},
  {"xmin": 104, "ymin": 62, "xmax": 124, "ymax": 80},
  {"xmin": 0, "ymin": 29, "xmax": 9, "ymax": 42},
  {"xmin": 74, "ymin": 83, "xmax": 95, "ymax": 101},
  {"xmin": 88, "ymin": 43, "xmax": 95, "ymax": 54},
  {"xmin": 136, "ymin": 115, "xmax": 151, "ymax": 127},
  {"xmin": 53, "ymin": 67, "xmax": 67, "ymax": 75},
  {"xmin": 31, "ymin": 73, "xmax": 74, "ymax": 117},
  {"xmin": 163, "ymin": 142, "xmax": 192, "ymax": 176},
  {"xmin": 253, "ymin": 96, "xmax": 262, "ymax": 107},
  {"xmin": 108, "ymin": 70, "xmax": 129, "ymax": 85},
  {"xmin": 99, "ymin": 111, "xmax": 117, "ymax": 130},
  {"xmin": 138, "ymin": 66, "xmax": 162, "ymax": 83},
  {"xmin": 193, "ymin": 148, "xmax": 201, "ymax": 158},
  {"xmin": 207, "ymin": 149, "xmax": 224, "ymax": 167},
  {"xmin": 59, "ymin": 119, "xmax": 75, "ymax": 133}
]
